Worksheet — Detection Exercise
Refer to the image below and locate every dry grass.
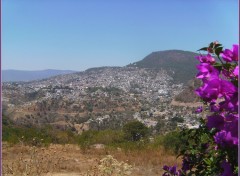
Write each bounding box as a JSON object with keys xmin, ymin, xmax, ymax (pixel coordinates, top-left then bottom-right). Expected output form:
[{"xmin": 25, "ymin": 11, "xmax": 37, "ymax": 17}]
[
  {"xmin": 2, "ymin": 142, "xmax": 180, "ymax": 176},
  {"xmin": 85, "ymin": 146, "xmax": 181, "ymax": 175},
  {"xmin": 2, "ymin": 143, "xmax": 98, "ymax": 176}
]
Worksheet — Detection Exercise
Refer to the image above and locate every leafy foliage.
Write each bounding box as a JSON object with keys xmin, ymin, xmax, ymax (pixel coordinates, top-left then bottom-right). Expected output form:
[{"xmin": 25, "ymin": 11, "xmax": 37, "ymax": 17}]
[
  {"xmin": 77, "ymin": 129, "xmax": 125, "ymax": 149},
  {"xmin": 2, "ymin": 115, "xmax": 76, "ymax": 146},
  {"xmin": 161, "ymin": 131, "xmax": 186, "ymax": 154},
  {"xmin": 178, "ymin": 119, "xmax": 238, "ymax": 175},
  {"xmin": 122, "ymin": 121, "xmax": 149, "ymax": 141}
]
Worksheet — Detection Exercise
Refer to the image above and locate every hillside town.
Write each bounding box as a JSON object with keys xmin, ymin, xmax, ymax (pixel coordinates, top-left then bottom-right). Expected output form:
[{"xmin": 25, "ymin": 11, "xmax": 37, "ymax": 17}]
[{"xmin": 3, "ymin": 67, "xmax": 201, "ymax": 134}]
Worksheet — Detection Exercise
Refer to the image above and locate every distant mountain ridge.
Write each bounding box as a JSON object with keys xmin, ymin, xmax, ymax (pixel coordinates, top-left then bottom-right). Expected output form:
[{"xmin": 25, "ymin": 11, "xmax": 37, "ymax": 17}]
[
  {"xmin": 127, "ymin": 50, "xmax": 199, "ymax": 83},
  {"xmin": 3, "ymin": 50, "xmax": 199, "ymax": 83},
  {"xmin": 2, "ymin": 69, "xmax": 77, "ymax": 82}
]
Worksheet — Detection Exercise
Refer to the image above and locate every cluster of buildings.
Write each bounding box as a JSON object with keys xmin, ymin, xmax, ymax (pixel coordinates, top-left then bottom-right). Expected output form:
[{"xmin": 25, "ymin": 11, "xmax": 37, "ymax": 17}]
[{"xmin": 2, "ymin": 67, "xmax": 200, "ymax": 133}]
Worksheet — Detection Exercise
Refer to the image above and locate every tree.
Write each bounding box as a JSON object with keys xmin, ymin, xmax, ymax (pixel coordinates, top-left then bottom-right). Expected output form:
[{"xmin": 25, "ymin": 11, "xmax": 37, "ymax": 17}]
[{"xmin": 123, "ymin": 121, "xmax": 149, "ymax": 141}]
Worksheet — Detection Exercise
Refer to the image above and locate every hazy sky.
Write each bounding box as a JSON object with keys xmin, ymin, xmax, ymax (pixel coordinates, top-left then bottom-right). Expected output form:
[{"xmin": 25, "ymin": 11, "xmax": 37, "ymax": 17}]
[{"xmin": 2, "ymin": 0, "xmax": 238, "ymax": 71}]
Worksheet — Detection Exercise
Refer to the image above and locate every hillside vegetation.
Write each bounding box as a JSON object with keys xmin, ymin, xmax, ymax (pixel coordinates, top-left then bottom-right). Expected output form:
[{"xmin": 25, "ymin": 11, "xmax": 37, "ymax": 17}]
[{"xmin": 128, "ymin": 50, "xmax": 199, "ymax": 83}]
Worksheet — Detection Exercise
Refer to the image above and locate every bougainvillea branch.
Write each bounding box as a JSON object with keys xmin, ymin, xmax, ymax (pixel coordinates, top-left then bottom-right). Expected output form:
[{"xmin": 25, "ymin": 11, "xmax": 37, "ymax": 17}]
[{"xmin": 162, "ymin": 42, "xmax": 238, "ymax": 176}]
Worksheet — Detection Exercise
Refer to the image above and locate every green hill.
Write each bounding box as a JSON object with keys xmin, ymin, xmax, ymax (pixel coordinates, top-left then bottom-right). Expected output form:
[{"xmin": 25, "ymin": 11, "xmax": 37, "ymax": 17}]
[{"xmin": 127, "ymin": 50, "xmax": 199, "ymax": 84}]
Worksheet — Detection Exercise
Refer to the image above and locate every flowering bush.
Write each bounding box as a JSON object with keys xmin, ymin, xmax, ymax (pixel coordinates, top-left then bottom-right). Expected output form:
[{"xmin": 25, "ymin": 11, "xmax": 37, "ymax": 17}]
[{"xmin": 162, "ymin": 42, "xmax": 238, "ymax": 176}]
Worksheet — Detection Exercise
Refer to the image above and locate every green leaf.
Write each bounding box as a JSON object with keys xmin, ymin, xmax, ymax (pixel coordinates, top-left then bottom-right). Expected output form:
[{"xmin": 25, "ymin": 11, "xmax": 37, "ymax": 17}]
[
  {"xmin": 209, "ymin": 42, "xmax": 214, "ymax": 48},
  {"xmin": 224, "ymin": 62, "xmax": 232, "ymax": 69},
  {"xmin": 188, "ymin": 171, "xmax": 195, "ymax": 176},
  {"xmin": 213, "ymin": 62, "xmax": 222, "ymax": 67},
  {"xmin": 232, "ymin": 80, "xmax": 238, "ymax": 87},
  {"xmin": 215, "ymin": 47, "xmax": 223, "ymax": 56},
  {"xmin": 214, "ymin": 66, "xmax": 222, "ymax": 72},
  {"xmin": 209, "ymin": 128, "xmax": 217, "ymax": 134},
  {"xmin": 203, "ymin": 158, "xmax": 211, "ymax": 165},
  {"xmin": 197, "ymin": 47, "xmax": 208, "ymax": 51},
  {"xmin": 213, "ymin": 62, "xmax": 223, "ymax": 71},
  {"xmin": 214, "ymin": 44, "xmax": 222, "ymax": 48}
]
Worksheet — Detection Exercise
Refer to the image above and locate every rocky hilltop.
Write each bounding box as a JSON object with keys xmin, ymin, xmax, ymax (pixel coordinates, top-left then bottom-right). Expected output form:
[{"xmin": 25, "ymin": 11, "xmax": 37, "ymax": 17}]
[{"xmin": 3, "ymin": 50, "xmax": 202, "ymax": 134}]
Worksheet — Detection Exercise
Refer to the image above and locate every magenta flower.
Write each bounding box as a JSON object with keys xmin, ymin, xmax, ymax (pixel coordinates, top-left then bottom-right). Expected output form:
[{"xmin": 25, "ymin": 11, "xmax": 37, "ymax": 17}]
[
  {"xmin": 207, "ymin": 114, "xmax": 225, "ymax": 130},
  {"xmin": 182, "ymin": 157, "xmax": 191, "ymax": 172},
  {"xmin": 195, "ymin": 106, "xmax": 203, "ymax": 113},
  {"xmin": 225, "ymin": 113, "xmax": 238, "ymax": 121},
  {"xmin": 163, "ymin": 165, "xmax": 170, "ymax": 171},
  {"xmin": 221, "ymin": 44, "xmax": 239, "ymax": 62},
  {"xmin": 197, "ymin": 80, "xmax": 238, "ymax": 109},
  {"xmin": 214, "ymin": 131, "xmax": 226, "ymax": 146},
  {"xmin": 162, "ymin": 165, "xmax": 181, "ymax": 176},
  {"xmin": 162, "ymin": 173, "xmax": 171, "ymax": 176},
  {"xmin": 210, "ymin": 102, "xmax": 221, "ymax": 112},
  {"xmin": 169, "ymin": 166, "xmax": 177, "ymax": 174},
  {"xmin": 220, "ymin": 80, "xmax": 237, "ymax": 100},
  {"xmin": 196, "ymin": 63, "xmax": 219, "ymax": 80},
  {"xmin": 195, "ymin": 79, "xmax": 221, "ymax": 102},
  {"xmin": 219, "ymin": 94, "xmax": 238, "ymax": 113},
  {"xmin": 222, "ymin": 68, "xmax": 234, "ymax": 79},
  {"xmin": 195, "ymin": 54, "xmax": 215, "ymax": 64},
  {"xmin": 233, "ymin": 66, "xmax": 239, "ymax": 78},
  {"xmin": 221, "ymin": 161, "xmax": 234, "ymax": 176},
  {"xmin": 214, "ymin": 130, "xmax": 238, "ymax": 147},
  {"xmin": 224, "ymin": 114, "xmax": 238, "ymax": 138}
]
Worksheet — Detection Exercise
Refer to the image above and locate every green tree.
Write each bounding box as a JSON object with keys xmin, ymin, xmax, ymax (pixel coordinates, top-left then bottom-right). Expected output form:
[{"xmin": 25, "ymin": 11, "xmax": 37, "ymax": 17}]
[{"xmin": 123, "ymin": 121, "xmax": 149, "ymax": 141}]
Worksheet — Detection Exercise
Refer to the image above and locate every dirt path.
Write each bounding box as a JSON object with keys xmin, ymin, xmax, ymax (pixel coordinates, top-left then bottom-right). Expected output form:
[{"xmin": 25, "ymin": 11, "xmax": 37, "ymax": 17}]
[{"xmin": 171, "ymin": 99, "xmax": 203, "ymax": 107}]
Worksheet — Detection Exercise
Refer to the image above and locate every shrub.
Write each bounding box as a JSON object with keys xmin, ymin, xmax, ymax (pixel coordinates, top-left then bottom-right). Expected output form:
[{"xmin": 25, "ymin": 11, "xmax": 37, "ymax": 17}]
[
  {"xmin": 2, "ymin": 116, "xmax": 77, "ymax": 146},
  {"xmin": 161, "ymin": 131, "xmax": 186, "ymax": 154},
  {"xmin": 123, "ymin": 121, "xmax": 149, "ymax": 141},
  {"xmin": 77, "ymin": 130, "xmax": 125, "ymax": 149}
]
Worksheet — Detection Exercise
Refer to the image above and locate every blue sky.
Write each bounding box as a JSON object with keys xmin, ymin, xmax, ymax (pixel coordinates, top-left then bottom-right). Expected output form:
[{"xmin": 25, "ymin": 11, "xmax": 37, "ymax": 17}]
[{"xmin": 2, "ymin": 0, "xmax": 238, "ymax": 71}]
